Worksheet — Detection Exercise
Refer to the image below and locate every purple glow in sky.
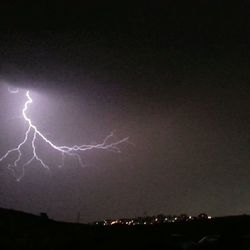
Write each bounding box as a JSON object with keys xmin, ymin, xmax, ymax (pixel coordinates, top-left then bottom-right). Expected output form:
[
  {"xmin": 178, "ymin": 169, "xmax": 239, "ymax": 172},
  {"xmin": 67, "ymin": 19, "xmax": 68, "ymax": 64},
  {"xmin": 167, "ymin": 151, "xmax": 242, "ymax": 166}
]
[
  {"xmin": 0, "ymin": 87, "xmax": 129, "ymax": 181},
  {"xmin": 0, "ymin": 2, "xmax": 249, "ymax": 223}
]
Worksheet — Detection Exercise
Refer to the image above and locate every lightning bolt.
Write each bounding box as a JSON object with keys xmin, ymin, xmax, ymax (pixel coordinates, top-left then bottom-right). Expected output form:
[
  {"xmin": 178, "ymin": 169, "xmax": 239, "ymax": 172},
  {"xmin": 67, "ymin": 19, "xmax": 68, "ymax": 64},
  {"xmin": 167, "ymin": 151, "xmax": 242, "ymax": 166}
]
[
  {"xmin": 0, "ymin": 90, "xmax": 129, "ymax": 181},
  {"xmin": 8, "ymin": 86, "xmax": 19, "ymax": 94}
]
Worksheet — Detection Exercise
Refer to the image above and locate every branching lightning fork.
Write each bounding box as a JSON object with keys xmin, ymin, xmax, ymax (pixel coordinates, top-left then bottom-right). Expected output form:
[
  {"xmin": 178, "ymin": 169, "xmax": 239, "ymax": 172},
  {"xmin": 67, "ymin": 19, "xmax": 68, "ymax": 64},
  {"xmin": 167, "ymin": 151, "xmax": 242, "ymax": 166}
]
[{"xmin": 0, "ymin": 90, "xmax": 129, "ymax": 180}]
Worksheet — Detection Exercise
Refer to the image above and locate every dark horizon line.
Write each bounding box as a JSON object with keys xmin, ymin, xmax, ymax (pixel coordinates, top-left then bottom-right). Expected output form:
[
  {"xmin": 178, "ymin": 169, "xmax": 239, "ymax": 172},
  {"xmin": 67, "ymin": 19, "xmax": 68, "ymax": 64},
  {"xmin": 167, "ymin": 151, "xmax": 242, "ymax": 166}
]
[{"xmin": 1, "ymin": 206, "xmax": 250, "ymax": 225}]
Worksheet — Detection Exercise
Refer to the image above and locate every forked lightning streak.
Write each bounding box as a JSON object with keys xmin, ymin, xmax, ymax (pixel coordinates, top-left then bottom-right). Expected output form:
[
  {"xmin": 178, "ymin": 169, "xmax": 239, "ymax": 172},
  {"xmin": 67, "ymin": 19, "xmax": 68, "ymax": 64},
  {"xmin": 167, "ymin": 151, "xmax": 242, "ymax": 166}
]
[{"xmin": 0, "ymin": 90, "xmax": 129, "ymax": 180}]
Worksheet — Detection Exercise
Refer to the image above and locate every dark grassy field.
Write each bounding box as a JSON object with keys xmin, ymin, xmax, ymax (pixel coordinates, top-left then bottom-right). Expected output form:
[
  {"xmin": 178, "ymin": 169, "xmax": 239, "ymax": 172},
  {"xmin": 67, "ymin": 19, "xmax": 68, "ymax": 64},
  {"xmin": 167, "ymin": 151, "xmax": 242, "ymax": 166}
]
[{"xmin": 1, "ymin": 208, "xmax": 250, "ymax": 249}]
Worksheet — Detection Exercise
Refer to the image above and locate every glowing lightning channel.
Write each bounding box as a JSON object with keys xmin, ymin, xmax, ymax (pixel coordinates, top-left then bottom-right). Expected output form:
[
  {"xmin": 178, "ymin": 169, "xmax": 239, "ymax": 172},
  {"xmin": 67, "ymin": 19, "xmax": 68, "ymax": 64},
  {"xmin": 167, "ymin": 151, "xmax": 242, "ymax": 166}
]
[
  {"xmin": 8, "ymin": 86, "xmax": 19, "ymax": 94},
  {"xmin": 0, "ymin": 90, "xmax": 129, "ymax": 180}
]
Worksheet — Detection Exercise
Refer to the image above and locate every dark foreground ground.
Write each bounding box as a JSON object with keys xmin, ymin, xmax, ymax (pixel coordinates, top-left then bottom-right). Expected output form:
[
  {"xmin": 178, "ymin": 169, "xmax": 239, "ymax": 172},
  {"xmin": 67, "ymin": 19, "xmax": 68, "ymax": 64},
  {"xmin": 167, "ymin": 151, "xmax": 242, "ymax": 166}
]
[{"xmin": 1, "ymin": 208, "xmax": 250, "ymax": 249}]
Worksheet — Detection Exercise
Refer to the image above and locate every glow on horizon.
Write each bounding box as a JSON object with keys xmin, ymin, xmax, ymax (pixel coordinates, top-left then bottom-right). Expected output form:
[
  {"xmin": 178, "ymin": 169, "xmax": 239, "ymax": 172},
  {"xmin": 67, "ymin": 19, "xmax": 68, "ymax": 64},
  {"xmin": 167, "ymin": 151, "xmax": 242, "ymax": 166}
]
[{"xmin": 0, "ymin": 89, "xmax": 129, "ymax": 181}]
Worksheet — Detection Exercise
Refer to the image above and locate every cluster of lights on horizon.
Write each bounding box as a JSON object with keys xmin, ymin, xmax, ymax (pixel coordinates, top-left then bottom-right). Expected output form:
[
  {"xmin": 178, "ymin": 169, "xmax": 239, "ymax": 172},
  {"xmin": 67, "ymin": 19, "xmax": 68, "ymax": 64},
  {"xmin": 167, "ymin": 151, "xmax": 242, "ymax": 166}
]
[
  {"xmin": 0, "ymin": 87, "xmax": 129, "ymax": 181},
  {"xmin": 94, "ymin": 214, "xmax": 212, "ymax": 226}
]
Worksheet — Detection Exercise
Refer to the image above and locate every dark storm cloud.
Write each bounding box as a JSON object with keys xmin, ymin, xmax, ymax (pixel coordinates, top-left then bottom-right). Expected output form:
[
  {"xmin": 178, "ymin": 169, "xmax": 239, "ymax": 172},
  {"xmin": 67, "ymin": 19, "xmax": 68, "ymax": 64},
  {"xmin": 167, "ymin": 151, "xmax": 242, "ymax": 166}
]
[{"xmin": 1, "ymin": 1, "xmax": 248, "ymax": 92}]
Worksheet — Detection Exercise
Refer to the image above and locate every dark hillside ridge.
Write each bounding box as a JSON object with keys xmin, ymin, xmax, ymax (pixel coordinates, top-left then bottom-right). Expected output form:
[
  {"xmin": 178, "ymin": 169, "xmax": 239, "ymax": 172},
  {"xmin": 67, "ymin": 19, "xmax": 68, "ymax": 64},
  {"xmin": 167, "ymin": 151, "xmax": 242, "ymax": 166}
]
[{"xmin": 1, "ymin": 208, "xmax": 250, "ymax": 249}]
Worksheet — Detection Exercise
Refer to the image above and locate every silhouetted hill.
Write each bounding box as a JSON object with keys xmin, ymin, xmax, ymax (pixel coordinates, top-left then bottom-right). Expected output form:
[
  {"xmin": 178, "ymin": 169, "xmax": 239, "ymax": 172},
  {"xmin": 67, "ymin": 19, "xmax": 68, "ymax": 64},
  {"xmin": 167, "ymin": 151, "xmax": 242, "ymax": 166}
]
[
  {"xmin": 0, "ymin": 207, "xmax": 44, "ymax": 222},
  {"xmin": 1, "ymin": 207, "xmax": 250, "ymax": 249}
]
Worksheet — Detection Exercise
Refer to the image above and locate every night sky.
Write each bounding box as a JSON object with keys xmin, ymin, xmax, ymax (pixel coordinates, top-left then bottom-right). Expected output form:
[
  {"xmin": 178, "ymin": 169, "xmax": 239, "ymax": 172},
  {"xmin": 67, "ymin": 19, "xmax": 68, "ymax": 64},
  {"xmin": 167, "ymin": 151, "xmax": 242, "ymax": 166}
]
[{"xmin": 0, "ymin": 2, "xmax": 250, "ymax": 222}]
